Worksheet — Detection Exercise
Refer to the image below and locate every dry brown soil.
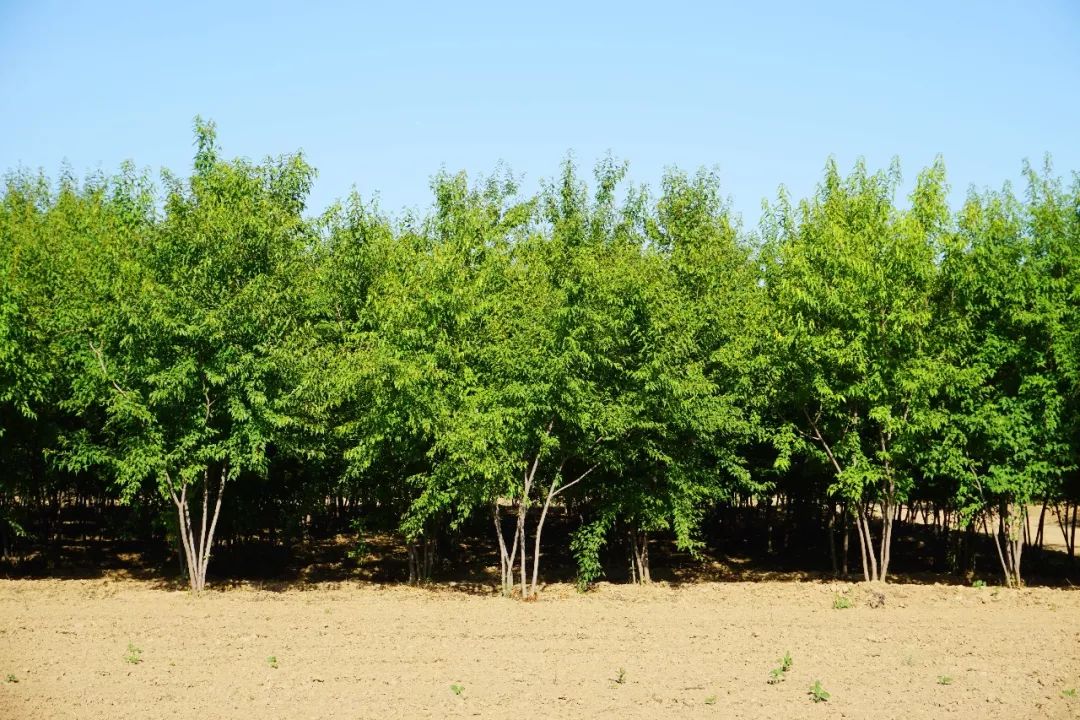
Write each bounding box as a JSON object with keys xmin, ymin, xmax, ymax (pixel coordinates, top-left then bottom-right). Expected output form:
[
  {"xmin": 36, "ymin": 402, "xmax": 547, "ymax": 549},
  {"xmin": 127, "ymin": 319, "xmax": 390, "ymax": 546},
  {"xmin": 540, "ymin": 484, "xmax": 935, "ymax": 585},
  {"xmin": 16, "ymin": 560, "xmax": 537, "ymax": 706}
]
[{"xmin": 1, "ymin": 579, "xmax": 1078, "ymax": 720}]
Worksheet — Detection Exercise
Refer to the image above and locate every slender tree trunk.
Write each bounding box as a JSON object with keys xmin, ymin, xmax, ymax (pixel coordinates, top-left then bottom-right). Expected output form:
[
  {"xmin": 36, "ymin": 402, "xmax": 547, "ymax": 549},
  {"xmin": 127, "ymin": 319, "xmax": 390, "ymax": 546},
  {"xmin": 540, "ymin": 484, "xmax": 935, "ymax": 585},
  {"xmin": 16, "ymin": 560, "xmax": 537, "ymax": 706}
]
[
  {"xmin": 1035, "ymin": 500, "xmax": 1047, "ymax": 549},
  {"xmin": 530, "ymin": 487, "xmax": 554, "ymax": 595},
  {"xmin": 408, "ymin": 534, "xmax": 436, "ymax": 584},
  {"xmin": 1072, "ymin": 504, "xmax": 1078, "ymax": 561},
  {"xmin": 168, "ymin": 465, "xmax": 226, "ymax": 593},
  {"xmin": 625, "ymin": 528, "xmax": 651, "ymax": 584},
  {"xmin": 634, "ymin": 530, "xmax": 650, "ymax": 583},
  {"xmin": 841, "ymin": 503, "xmax": 850, "ymax": 578},
  {"xmin": 528, "ymin": 461, "xmax": 599, "ymax": 597},
  {"xmin": 1003, "ymin": 502, "xmax": 1024, "ymax": 587},
  {"xmin": 879, "ymin": 483, "xmax": 895, "ymax": 581},
  {"xmin": 765, "ymin": 494, "xmax": 775, "ymax": 555},
  {"xmin": 827, "ymin": 503, "xmax": 838, "ymax": 577},
  {"xmin": 855, "ymin": 505, "xmax": 880, "ymax": 582},
  {"xmin": 493, "ymin": 501, "xmax": 519, "ymax": 597},
  {"xmin": 1062, "ymin": 503, "xmax": 1079, "ymax": 561}
]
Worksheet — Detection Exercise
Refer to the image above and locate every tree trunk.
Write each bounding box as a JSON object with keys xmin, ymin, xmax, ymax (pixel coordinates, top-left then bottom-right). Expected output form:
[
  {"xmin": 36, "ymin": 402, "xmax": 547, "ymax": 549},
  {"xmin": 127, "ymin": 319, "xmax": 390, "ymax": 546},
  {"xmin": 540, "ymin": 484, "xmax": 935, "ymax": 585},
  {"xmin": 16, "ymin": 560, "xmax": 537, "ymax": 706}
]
[
  {"xmin": 854, "ymin": 504, "xmax": 881, "ymax": 582},
  {"xmin": 827, "ymin": 503, "xmax": 838, "ymax": 577},
  {"xmin": 1002, "ymin": 503, "xmax": 1024, "ymax": 587},
  {"xmin": 528, "ymin": 461, "xmax": 600, "ymax": 597},
  {"xmin": 987, "ymin": 503, "xmax": 1023, "ymax": 588},
  {"xmin": 493, "ymin": 501, "xmax": 519, "ymax": 597},
  {"xmin": 629, "ymin": 529, "xmax": 650, "ymax": 584},
  {"xmin": 1072, "ymin": 503, "xmax": 1078, "ymax": 561},
  {"xmin": 1035, "ymin": 500, "xmax": 1047, "ymax": 549},
  {"xmin": 764, "ymin": 494, "xmax": 775, "ymax": 555},
  {"xmin": 841, "ymin": 504, "xmax": 850, "ymax": 578},
  {"xmin": 407, "ymin": 534, "xmax": 437, "ymax": 585},
  {"xmin": 169, "ymin": 465, "xmax": 226, "ymax": 593}
]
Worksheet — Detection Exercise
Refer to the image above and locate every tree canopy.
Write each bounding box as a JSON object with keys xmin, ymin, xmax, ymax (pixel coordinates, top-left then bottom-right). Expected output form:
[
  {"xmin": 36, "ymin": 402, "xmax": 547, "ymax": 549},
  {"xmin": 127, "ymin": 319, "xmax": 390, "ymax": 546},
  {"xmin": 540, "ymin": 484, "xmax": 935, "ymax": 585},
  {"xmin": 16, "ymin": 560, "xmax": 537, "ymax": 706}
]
[{"xmin": 1, "ymin": 122, "xmax": 1077, "ymax": 591}]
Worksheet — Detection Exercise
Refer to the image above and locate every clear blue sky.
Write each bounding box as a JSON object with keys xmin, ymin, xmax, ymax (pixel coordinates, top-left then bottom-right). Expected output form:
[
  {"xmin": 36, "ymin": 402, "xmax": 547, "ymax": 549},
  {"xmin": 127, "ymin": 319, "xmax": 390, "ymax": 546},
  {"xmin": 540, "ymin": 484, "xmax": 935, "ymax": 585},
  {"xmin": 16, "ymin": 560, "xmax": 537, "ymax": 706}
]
[{"xmin": 2, "ymin": 1, "xmax": 1078, "ymax": 227}]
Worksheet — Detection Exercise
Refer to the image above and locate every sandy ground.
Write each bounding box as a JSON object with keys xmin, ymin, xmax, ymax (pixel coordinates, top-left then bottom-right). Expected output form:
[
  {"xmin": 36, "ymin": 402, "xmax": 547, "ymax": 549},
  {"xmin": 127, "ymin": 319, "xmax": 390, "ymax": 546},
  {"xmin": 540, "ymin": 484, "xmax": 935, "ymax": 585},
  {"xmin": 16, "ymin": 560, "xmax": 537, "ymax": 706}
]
[{"xmin": 0, "ymin": 579, "xmax": 1078, "ymax": 720}]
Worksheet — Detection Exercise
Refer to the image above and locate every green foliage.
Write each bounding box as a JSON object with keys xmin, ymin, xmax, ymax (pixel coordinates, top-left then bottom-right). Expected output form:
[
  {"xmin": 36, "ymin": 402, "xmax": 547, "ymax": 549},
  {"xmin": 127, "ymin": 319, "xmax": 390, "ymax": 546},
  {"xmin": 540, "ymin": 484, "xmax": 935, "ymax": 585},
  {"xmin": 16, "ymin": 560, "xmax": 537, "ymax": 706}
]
[
  {"xmin": 808, "ymin": 680, "xmax": 830, "ymax": 703},
  {"xmin": 767, "ymin": 651, "xmax": 793, "ymax": 684},
  {"xmin": 937, "ymin": 675, "xmax": 953, "ymax": 685},
  {"xmin": 1, "ymin": 122, "xmax": 1077, "ymax": 596},
  {"xmin": 832, "ymin": 594, "xmax": 852, "ymax": 610},
  {"xmin": 5, "ymin": 674, "xmax": 16, "ymax": 683},
  {"xmin": 450, "ymin": 683, "xmax": 465, "ymax": 696},
  {"xmin": 614, "ymin": 667, "xmax": 627, "ymax": 685},
  {"xmin": 267, "ymin": 655, "xmax": 278, "ymax": 669},
  {"xmin": 763, "ymin": 158, "xmax": 949, "ymax": 581},
  {"xmin": 124, "ymin": 643, "xmax": 143, "ymax": 665}
]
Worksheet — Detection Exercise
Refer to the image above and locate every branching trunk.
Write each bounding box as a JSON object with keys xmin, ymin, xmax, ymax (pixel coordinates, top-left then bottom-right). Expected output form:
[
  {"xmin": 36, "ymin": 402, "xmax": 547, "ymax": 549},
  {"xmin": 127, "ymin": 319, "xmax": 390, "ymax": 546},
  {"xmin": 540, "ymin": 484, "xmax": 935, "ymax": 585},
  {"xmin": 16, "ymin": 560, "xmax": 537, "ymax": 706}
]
[
  {"xmin": 1000, "ymin": 502, "xmax": 1024, "ymax": 587},
  {"xmin": 1035, "ymin": 500, "xmax": 1047, "ymax": 549},
  {"xmin": 407, "ymin": 533, "xmax": 436, "ymax": 585},
  {"xmin": 803, "ymin": 408, "xmax": 891, "ymax": 583},
  {"xmin": 167, "ymin": 464, "xmax": 226, "ymax": 593},
  {"xmin": 855, "ymin": 504, "xmax": 881, "ymax": 582},
  {"xmin": 1057, "ymin": 502, "xmax": 1077, "ymax": 561},
  {"xmin": 493, "ymin": 501, "xmax": 518, "ymax": 597},
  {"xmin": 627, "ymin": 528, "xmax": 650, "ymax": 584},
  {"xmin": 529, "ymin": 460, "xmax": 599, "ymax": 597}
]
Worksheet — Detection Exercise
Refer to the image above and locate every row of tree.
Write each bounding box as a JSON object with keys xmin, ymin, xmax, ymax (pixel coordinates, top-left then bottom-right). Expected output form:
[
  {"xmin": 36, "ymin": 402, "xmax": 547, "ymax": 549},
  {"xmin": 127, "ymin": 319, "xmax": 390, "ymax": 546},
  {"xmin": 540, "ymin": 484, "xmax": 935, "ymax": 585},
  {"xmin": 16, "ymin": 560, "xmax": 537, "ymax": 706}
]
[{"xmin": 1, "ymin": 121, "xmax": 1077, "ymax": 592}]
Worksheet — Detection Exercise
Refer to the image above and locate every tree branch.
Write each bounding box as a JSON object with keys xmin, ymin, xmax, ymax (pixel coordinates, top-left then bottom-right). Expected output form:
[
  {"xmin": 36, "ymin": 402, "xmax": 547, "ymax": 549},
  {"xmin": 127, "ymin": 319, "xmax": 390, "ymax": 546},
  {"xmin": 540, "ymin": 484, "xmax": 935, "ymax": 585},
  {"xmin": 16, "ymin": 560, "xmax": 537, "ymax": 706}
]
[{"xmin": 88, "ymin": 340, "xmax": 131, "ymax": 397}]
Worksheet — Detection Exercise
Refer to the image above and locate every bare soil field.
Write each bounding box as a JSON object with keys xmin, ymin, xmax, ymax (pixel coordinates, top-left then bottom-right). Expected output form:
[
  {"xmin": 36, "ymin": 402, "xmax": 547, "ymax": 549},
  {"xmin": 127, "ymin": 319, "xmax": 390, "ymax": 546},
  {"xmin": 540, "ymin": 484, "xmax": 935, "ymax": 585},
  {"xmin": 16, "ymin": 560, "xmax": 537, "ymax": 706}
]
[{"xmin": 1, "ymin": 579, "xmax": 1078, "ymax": 720}]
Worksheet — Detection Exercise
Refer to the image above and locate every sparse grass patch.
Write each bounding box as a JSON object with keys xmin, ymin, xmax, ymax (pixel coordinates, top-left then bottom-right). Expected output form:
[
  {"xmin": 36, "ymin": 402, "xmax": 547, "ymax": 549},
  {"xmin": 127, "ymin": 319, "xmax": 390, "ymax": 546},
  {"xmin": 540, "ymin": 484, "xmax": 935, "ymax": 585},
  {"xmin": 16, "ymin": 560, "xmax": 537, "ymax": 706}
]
[
  {"xmin": 937, "ymin": 675, "xmax": 953, "ymax": 685},
  {"xmin": 832, "ymin": 594, "xmax": 852, "ymax": 610},
  {"xmin": 450, "ymin": 683, "xmax": 465, "ymax": 696},
  {"xmin": 267, "ymin": 655, "xmax": 278, "ymax": 669}
]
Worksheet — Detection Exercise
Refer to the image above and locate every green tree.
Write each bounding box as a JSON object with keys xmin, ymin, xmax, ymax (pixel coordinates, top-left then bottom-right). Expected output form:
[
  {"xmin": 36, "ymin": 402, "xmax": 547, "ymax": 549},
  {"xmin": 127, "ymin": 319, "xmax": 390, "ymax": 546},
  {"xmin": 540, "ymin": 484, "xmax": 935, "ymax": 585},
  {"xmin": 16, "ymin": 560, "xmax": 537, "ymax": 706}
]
[
  {"xmin": 929, "ymin": 163, "xmax": 1076, "ymax": 586},
  {"xmin": 571, "ymin": 168, "xmax": 767, "ymax": 586},
  {"xmin": 763, "ymin": 158, "xmax": 947, "ymax": 582},
  {"xmin": 64, "ymin": 120, "xmax": 315, "ymax": 591}
]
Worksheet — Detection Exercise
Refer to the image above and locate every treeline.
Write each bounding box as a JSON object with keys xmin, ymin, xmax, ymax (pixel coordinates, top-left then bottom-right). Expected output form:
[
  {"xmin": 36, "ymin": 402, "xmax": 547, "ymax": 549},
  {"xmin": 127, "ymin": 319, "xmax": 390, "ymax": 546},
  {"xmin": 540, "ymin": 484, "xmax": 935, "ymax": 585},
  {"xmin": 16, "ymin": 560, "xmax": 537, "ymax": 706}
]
[{"xmin": 1, "ymin": 120, "xmax": 1077, "ymax": 593}]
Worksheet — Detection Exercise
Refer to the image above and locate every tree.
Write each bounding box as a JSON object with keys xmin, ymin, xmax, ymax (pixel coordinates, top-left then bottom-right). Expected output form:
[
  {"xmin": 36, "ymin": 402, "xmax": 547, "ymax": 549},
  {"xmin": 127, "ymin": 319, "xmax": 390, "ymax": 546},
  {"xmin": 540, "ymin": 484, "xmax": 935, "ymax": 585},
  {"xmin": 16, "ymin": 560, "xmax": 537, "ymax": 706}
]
[
  {"xmin": 571, "ymin": 168, "xmax": 767, "ymax": 586},
  {"xmin": 763, "ymin": 158, "xmax": 947, "ymax": 582},
  {"xmin": 929, "ymin": 163, "xmax": 1076, "ymax": 586},
  {"xmin": 64, "ymin": 120, "xmax": 315, "ymax": 591}
]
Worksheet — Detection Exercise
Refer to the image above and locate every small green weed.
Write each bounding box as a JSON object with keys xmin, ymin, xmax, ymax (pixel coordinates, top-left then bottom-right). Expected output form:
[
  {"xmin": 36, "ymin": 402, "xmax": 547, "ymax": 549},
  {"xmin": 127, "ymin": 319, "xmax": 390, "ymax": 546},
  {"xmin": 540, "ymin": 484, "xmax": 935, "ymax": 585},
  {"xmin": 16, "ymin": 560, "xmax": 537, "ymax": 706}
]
[
  {"xmin": 124, "ymin": 643, "xmax": 142, "ymax": 665},
  {"xmin": 614, "ymin": 667, "xmax": 627, "ymax": 685},
  {"xmin": 267, "ymin": 656, "xmax": 278, "ymax": 669},
  {"xmin": 5, "ymin": 674, "xmax": 16, "ymax": 684},
  {"xmin": 972, "ymin": 579, "xmax": 986, "ymax": 588},
  {"xmin": 832, "ymin": 594, "xmax": 852, "ymax": 610},
  {"xmin": 1062, "ymin": 688, "xmax": 1077, "ymax": 698},
  {"xmin": 937, "ymin": 675, "xmax": 953, "ymax": 685},
  {"xmin": 704, "ymin": 695, "xmax": 717, "ymax": 705},
  {"xmin": 450, "ymin": 683, "xmax": 465, "ymax": 696},
  {"xmin": 767, "ymin": 651, "xmax": 793, "ymax": 684},
  {"xmin": 808, "ymin": 680, "xmax": 830, "ymax": 703}
]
